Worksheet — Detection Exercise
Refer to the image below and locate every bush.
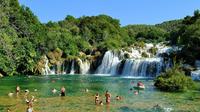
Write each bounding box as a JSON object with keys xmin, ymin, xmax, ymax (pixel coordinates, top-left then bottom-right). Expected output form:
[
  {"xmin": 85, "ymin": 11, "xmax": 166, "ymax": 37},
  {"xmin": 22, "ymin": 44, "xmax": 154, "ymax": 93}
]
[
  {"xmin": 154, "ymin": 66, "xmax": 195, "ymax": 92},
  {"xmin": 149, "ymin": 47, "xmax": 158, "ymax": 55}
]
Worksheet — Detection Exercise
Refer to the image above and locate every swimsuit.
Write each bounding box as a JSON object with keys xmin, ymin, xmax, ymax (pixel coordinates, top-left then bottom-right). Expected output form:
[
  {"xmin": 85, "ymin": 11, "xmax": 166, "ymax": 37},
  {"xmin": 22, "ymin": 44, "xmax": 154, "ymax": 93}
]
[{"xmin": 61, "ymin": 92, "xmax": 65, "ymax": 96}]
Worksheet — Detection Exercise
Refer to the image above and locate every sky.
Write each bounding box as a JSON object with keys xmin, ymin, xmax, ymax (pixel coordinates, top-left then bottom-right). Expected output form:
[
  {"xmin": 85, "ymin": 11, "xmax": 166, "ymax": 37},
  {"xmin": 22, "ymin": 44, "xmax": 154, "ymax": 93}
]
[{"xmin": 18, "ymin": 0, "xmax": 200, "ymax": 26}]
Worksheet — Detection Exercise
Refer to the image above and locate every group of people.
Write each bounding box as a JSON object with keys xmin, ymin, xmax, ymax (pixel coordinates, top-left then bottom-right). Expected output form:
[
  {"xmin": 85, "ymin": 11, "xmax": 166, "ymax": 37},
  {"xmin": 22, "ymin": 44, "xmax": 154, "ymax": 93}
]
[
  {"xmin": 7, "ymin": 85, "xmax": 34, "ymax": 112},
  {"xmin": 7, "ymin": 81, "xmax": 145, "ymax": 111},
  {"xmin": 16, "ymin": 85, "xmax": 35, "ymax": 112},
  {"xmin": 51, "ymin": 86, "xmax": 66, "ymax": 96},
  {"xmin": 94, "ymin": 90, "xmax": 122, "ymax": 106}
]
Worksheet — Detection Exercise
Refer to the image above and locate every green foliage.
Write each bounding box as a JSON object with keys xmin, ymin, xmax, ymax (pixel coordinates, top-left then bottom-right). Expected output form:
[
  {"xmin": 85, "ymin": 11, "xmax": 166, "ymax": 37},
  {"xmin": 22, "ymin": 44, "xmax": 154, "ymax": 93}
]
[
  {"xmin": 154, "ymin": 65, "xmax": 195, "ymax": 92},
  {"xmin": 156, "ymin": 20, "xmax": 183, "ymax": 32},
  {"xmin": 123, "ymin": 25, "xmax": 169, "ymax": 43},
  {"xmin": 134, "ymin": 41, "xmax": 145, "ymax": 48},
  {"xmin": 171, "ymin": 9, "xmax": 200, "ymax": 63}
]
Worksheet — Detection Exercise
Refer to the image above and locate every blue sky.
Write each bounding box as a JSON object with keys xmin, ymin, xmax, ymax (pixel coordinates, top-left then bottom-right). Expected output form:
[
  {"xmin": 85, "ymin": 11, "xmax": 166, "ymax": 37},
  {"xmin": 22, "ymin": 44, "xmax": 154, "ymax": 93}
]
[{"xmin": 18, "ymin": 0, "xmax": 200, "ymax": 26}]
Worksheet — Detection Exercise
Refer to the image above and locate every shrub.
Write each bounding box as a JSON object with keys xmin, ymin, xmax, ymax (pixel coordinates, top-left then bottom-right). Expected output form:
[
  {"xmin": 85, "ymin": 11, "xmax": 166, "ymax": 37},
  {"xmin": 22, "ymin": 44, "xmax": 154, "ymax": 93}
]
[
  {"xmin": 154, "ymin": 66, "xmax": 195, "ymax": 92},
  {"xmin": 149, "ymin": 47, "xmax": 158, "ymax": 55},
  {"xmin": 141, "ymin": 52, "xmax": 149, "ymax": 58}
]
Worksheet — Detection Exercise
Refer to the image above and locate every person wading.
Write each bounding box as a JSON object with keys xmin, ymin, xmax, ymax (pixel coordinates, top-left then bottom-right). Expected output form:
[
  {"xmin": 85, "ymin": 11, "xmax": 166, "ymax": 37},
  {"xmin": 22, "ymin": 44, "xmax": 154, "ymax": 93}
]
[{"xmin": 105, "ymin": 90, "xmax": 111, "ymax": 104}]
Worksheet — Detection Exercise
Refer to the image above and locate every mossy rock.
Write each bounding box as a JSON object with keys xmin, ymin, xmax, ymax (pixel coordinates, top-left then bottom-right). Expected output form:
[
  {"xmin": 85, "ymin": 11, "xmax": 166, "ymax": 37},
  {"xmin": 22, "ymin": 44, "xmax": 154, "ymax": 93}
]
[
  {"xmin": 142, "ymin": 52, "xmax": 149, "ymax": 58},
  {"xmin": 124, "ymin": 53, "xmax": 131, "ymax": 59},
  {"xmin": 149, "ymin": 47, "xmax": 158, "ymax": 55},
  {"xmin": 47, "ymin": 48, "xmax": 63, "ymax": 60}
]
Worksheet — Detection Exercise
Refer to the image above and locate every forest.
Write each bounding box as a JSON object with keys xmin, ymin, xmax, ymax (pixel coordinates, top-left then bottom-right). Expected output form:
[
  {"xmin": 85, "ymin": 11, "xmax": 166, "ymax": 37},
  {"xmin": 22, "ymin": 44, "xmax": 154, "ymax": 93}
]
[{"xmin": 0, "ymin": 0, "xmax": 200, "ymax": 76}]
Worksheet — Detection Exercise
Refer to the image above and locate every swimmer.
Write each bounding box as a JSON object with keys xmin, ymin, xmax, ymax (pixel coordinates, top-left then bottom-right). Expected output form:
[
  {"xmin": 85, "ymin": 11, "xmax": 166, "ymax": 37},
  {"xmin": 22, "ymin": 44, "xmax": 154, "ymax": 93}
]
[
  {"xmin": 52, "ymin": 88, "xmax": 57, "ymax": 94},
  {"xmin": 25, "ymin": 89, "xmax": 30, "ymax": 96},
  {"xmin": 134, "ymin": 91, "xmax": 138, "ymax": 95},
  {"xmin": 105, "ymin": 90, "xmax": 111, "ymax": 104},
  {"xmin": 60, "ymin": 86, "xmax": 66, "ymax": 96},
  {"xmin": 116, "ymin": 96, "xmax": 122, "ymax": 101},
  {"xmin": 8, "ymin": 92, "xmax": 14, "ymax": 97},
  {"xmin": 25, "ymin": 96, "xmax": 37, "ymax": 107},
  {"xmin": 85, "ymin": 88, "xmax": 89, "ymax": 92},
  {"xmin": 94, "ymin": 93, "xmax": 100, "ymax": 105},
  {"xmin": 16, "ymin": 85, "xmax": 20, "ymax": 96},
  {"xmin": 34, "ymin": 89, "xmax": 37, "ymax": 92}
]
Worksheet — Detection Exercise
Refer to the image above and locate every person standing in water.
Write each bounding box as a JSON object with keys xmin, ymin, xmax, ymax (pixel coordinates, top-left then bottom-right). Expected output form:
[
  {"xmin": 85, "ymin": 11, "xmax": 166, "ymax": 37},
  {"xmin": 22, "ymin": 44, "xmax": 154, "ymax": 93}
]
[
  {"xmin": 60, "ymin": 86, "xmax": 66, "ymax": 96},
  {"xmin": 105, "ymin": 90, "xmax": 111, "ymax": 104},
  {"xmin": 16, "ymin": 85, "xmax": 20, "ymax": 97},
  {"xmin": 94, "ymin": 93, "xmax": 100, "ymax": 105}
]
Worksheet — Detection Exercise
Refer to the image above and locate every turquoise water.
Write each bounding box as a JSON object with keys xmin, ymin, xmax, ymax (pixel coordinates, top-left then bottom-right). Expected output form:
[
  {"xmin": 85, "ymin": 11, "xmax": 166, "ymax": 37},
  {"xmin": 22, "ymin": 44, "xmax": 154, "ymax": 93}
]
[{"xmin": 0, "ymin": 75, "xmax": 200, "ymax": 112}]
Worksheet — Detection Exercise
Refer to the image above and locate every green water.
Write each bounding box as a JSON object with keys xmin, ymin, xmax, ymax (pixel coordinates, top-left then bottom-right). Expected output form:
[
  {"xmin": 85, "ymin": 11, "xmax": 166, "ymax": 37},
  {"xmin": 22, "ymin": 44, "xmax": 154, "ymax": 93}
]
[{"xmin": 0, "ymin": 75, "xmax": 200, "ymax": 112}]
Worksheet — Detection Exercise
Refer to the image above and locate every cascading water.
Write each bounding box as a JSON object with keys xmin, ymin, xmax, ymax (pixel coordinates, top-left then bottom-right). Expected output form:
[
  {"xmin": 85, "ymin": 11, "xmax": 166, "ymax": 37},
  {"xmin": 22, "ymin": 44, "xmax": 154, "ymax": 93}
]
[
  {"xmin": 191, "ymin": 60, "xmax": 200, "ymax": 80},
  {"xmin": 95, "ymin": 43, "xmax": 175, "ymax": 77},
  {"xmin": 95, "ymin": 51, "xmax": 120, "ymax": 75},
  {"xmin": 46, "ymin": 42, "xmax": 178, "ymax": 77},
  {"xmin": 42, "ymin": 56, "xmax": 51, "ymax": 75},
  {"xmin": 121, "ymin": 58, "xmax": 164, "ymax": 77},
  {"xmin": 50, "ymin": 66, "xmax": 56, "ymax": 75},
  {"xmin": 70, "ymin": 60, "xmax": 75, "ymax": 74},
  {"xmin": 78, "ymin": 59, "xmax": 90, "ymax": 74}
]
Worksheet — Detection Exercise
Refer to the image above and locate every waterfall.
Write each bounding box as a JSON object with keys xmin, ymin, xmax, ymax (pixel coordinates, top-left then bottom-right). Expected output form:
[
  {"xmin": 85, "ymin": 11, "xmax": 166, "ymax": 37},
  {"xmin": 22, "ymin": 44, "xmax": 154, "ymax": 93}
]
[
  {"xmin": 121, "ymin": 58, "xmax": 163, "ymax": 77},
  {"xmin": 42, "ymin": 56, "xmax": 51, "ymax": 75},
  {"xmin": 191, "ymin": 70, "xmax": 200, "ymax": 80},
  {"xmin": 70, "ymin": 60, "xmax": 75, "ymax": 74},
  {"xmin": 191, "ymin": 60, "xmax": 200, "ymax": 80},
  {"xmin": 50, "ymin": 65, "xmax": 56, "ymax": 75},
  {"xmin": 78, "ymin": 58, "xmax": 90, "ymax": 74},
  {"xmin": 94, "ymin": 43, "xmax": 174, "ymax": 77},
  {"xmin": 45, "ymin": 42, "xmax": 177, "ymax": 77},
  {"xmin": 62, "ymin": 63, "xmax": 66, "ymax": 74},
  {"xmin": 95, "ymin": 51, "xmax": 120, "ymax": 75}
]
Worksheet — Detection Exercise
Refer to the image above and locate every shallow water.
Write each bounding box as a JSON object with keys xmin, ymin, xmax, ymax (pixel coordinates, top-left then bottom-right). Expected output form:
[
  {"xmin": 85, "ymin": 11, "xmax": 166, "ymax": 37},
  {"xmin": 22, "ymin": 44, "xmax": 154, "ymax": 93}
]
[{"xmin": 0, "ymin": 75, "xmax": 200, "ymax": 112}]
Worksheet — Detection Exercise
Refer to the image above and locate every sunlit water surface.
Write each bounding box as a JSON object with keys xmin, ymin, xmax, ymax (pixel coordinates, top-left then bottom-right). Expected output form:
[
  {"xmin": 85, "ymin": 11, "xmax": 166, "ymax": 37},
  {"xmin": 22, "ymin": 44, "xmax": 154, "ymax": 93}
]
[{"xmin": 0, "ymin": 75, "xmax": 200, "ymax": 112}]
